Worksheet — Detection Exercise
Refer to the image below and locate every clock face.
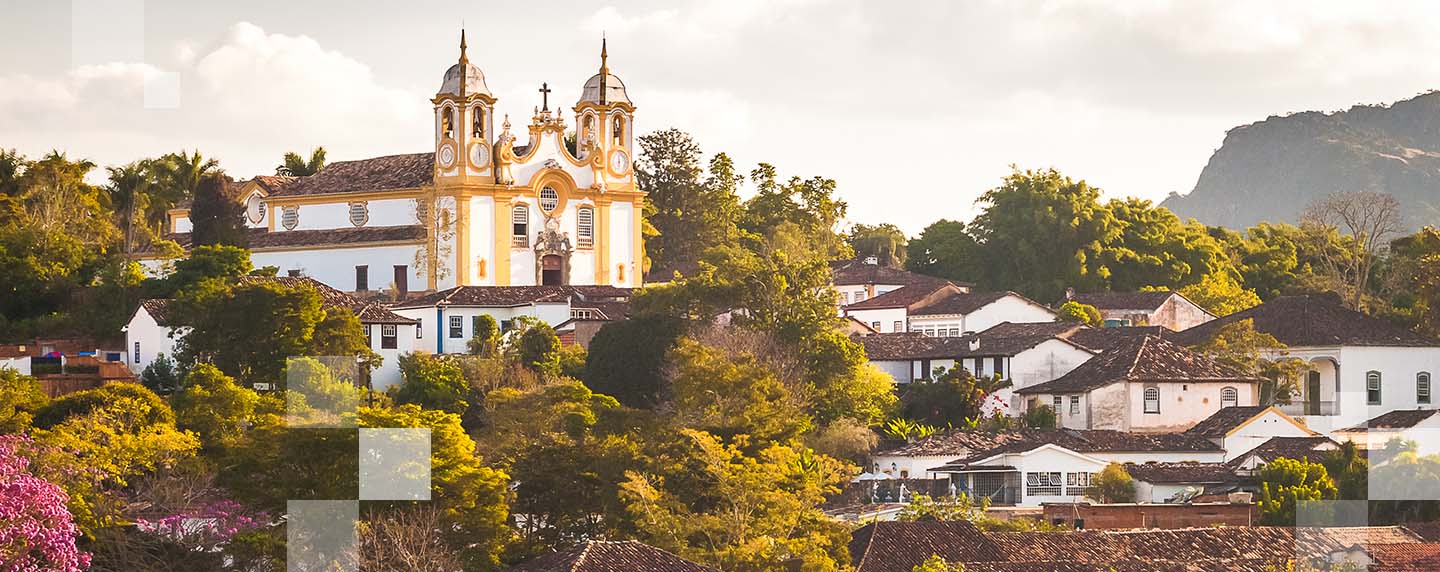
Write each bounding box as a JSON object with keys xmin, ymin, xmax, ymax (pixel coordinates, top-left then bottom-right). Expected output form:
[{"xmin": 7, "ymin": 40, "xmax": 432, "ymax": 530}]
[
  {"xmin": 438, "ymin": 144, "xmax": 456, "ymax": 168},
  {"xmin": 608, "ymin": 150, "xmax": 629, "ymax": 175},
  {"xmin": 469, "ymin": 143, "xmax": 490, "ymax": 168}
]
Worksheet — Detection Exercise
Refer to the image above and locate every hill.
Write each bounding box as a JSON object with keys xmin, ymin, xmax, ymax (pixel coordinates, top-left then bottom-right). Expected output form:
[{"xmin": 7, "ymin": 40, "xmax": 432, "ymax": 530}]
[{"xmin": 1162, "ymin": 90, "xmax": 1440, "ymax": 231}]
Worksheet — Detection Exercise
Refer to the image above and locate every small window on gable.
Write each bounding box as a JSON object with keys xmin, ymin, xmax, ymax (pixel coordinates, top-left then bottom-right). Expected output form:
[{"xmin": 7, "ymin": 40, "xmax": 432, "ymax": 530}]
[
  {"xmin": 1367, "ymin": 371, "xmax": 1383, "ymax": 405},
  {"xmin": 349, "ymin": 202, "xmax": 369, "ymax": 227},
  {"xmin": 1420, "ymin": 372, "xmax": 1432, "ymax": 405},
  {"xmin": 577, "ymin": 206, "xmax": 595, "ymax": 247},
  {"xmin": 1221, "ymin": 386, "xmax": 1238, "ymax": 408},
  {"xmin": 281, "ymin": 206, "xmax": 299, "ymax": 230},
  {"xmin": 246, "ymin": 194, "xmax": 266, "ymax": 224},
  {"xmin": 1144, "ymin": 387, "xmax": 1160, "ymax": 414},
  {"xmin": 539, "ymin": 187, "xmax": 559, "ymax": 213}
]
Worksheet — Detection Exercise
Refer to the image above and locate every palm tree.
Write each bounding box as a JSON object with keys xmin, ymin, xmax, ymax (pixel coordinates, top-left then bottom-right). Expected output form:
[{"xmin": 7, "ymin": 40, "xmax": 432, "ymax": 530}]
[
  {"xmin": 152, "ymin": 149, "xmax": 222, "ymax": 233},
  {"xmin": 105, "ymin": 161, "xmax": 157, "ymax": 257},
  {"xmin": 276, "ymin": 146, "xmax": 326, "ymax": 176}
]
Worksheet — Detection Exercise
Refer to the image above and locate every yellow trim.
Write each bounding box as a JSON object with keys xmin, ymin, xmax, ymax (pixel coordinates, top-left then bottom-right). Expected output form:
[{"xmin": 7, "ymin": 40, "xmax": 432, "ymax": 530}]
[
  {"xmin": 250, "ymin": 239, "xmax": 425, "ymax": 253},
  {"xmin": 632, "ymin": 196, "xmax": 644, "ymax": 286},
  {"xmin": 1225, "ymin": 405, "xmax": 1319, "ymax": 438},
  {"xmin": 529, "ymin": 169, "xmax": 579, "ymax": 216},
  {"xmin": 492, "ymin": 194, "xmax": 513, "ymax": 285},
  {"xmin": 456, "ymin": 197, "xmax": 471, "ymax": 284},
  {"xmin": 596, "ymin": 197, "xmax": 611, "ymax": 284},
  {"xmin": 267, "ymin": 188, "xmax": 423, "ymax": 206}
]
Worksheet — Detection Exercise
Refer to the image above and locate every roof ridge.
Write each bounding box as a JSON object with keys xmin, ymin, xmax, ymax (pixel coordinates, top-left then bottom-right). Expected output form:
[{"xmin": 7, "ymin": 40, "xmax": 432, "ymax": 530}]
[{"xmin": 571, "ymin": 540, "xmax": 596, "ymax": 572}]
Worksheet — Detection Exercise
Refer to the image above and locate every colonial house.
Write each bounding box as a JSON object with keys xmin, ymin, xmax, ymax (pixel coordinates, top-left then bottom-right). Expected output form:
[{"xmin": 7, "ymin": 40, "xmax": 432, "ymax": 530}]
[
  {"xmin": 1333, "ymin": 409, "xmax": 1440, "ymax": 456},
  {"xmin": 1016, "ymin": 335, "xmax": 1263, "ymax": 432},
  {"xmin": 146, "ymin": 34, "xmax": 646, "ymax": 294},
  {"xmin": 844, "ymin": 283, "xmax": 1056, "ymax": 336},
  {"xmin": 1227, "ymin": 436, "xmax": 1339, "ymax": 477},
  {"xmin": 123, "ymin": 277, "xmax": 419, "ymax": 389},
  {"xmin": 1171, "ymin": 293, "xmax": 1440, "ymax": 433},
  {"xmin": 389, "ymin": 285, "xmax": 630, "ymax": 353},
  {"xmin": 857, "ymin": 322, "xmax": 1095, "ymax": 414},
  {"xmin": 1065, "ymin": 290, "xmax": 1216, "ymax": 331},
  {"xmin": 507, "ymin": 540, "xmax": 715, "ymax": 572},
  {"xmin": 926, "ymin": 430, "xmax": 1225, "ymax": 507},
  {"xmin": 830, "ymin": 257, "xmax": 963, "ymax": 309},
  {"xmin": 1184, "ymin": 405, "xmax": 1320, "ymax": 461}
]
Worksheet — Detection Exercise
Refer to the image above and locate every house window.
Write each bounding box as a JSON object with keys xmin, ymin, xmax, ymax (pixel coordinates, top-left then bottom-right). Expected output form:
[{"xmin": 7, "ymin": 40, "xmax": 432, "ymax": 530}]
[
  {"xmin": 948, "ymin": 328, "xmax": 960, "ymax": 337},
  {"xmin": 577, "ymin": 207, "xmax": 595, "ymax": 247},
  {"xmin": 1221, "ymin": 387, "xmax": 1238, "ymax": 408},
  {"xmin": 854, "ymin": 292, "xmax": 866, "ymax": 303},
  {"xmin": 381, "ymin": 324, "xmax": 397, "ymax": 349},
  {"xmin": 246, "ymin": 194, "xmax": 266, "ymax": 224},
  {"xmin": 1143, "ymin": 387, "xmax": 1160, "ymax": 414},
  {"xmin": 1367, "ymin": 371, "xmax": 1382, "ymax": 405},
  {"xmin": 973, "ymin": 358, "xmax": 983, "ymax": 375},
  {"xmin": 993, "ymin": 357, "xmax": 1004, "ymax": 378},
  {"xmin": 512, "ymin": 205, "xmax": 529, "ymax": 247},
  {"xmin": 539, "ymin": 186, "xmax": 559, "ymax": 213},
  {"xmin": 1065, "ymin": 472, "xmax": 1092, "ymax": 495},
  {"xmin": 1052, "ymin": 396, "xmax": 1062, "ymax": 412},
  {"xmin": 355, "ymin": 265, "xmax": 369, "ymax": 291},
  {"xmin": 571, "ymin": 308, "xmax": 597, "ymax": 320},
  {"xmin": 281, "ymin": 206, "xmax": 299, "ymax": 230},
  {"xmin": 1419, "ymin": 372, "xmax": 1431, "ymax": 405},
  {"xmin": 287, "ymin": 269, "xmax": 303, "ymax": 277},
  {"xmin": 416, "ymin": 318, "xmax": 423, "ymax": 338},
  {"xmin": 449, "ymin": 316, "xmax": 464, "ymax": 338},
  {"xmin": 1069, "ymin": 396, "xmax": 1080, "ymax": 416},
  {"xmin": 893, "ymin": 320, "xmax": 903, "ymax": 332},
  {"xmin": 871, "ymin": 321, "xmax": 881, "ymax": 330},
  {"xmin": 349, "ymin": 202, "xmax": 369, "ymax": 227},
  {"xmin": 133, "ymin": 341, "xmax": 140, "ymax": 364},
  {"xmin": 841, "ymin": 292, "xmax": 850, "ymax": 305},
  {"xmin": 1026, "ymin": 472, "xmax": 1063, "ymax": 496}
]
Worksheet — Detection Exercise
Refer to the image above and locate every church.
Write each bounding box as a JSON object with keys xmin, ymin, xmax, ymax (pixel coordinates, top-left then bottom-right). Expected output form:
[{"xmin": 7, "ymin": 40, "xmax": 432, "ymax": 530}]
[{"xmin": 155, "ymin": 32, "xmax": 644, "ymax": 294}]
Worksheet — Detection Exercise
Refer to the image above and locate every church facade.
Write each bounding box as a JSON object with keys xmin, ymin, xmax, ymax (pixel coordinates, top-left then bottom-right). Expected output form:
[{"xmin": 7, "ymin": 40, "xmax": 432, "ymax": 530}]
[{"xmin": 160, "ymin": 32, "xmax": 644, "ymax": 294}]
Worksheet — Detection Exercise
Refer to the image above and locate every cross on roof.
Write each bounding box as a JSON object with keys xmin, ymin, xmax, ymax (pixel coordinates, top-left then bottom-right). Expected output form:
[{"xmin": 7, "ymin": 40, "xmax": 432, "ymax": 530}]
[{"xmin": 539, "ymin": 82, "xmax": 551, "ymax": 111}]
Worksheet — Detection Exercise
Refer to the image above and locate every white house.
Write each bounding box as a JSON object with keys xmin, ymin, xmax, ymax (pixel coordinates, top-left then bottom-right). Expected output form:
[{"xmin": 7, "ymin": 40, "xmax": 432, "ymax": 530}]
[
  {"xmin": 924, "ymin": 430, "xmax": 1225, "ymax": 506},
  {"xmin": 844, "ymin": 284, "xmax": 1056, "ymax": 336},
  {"xmin": 1183, "ymin": 405, "xmax": 1320, "ymax": 461},
  {"xmin": 389, "ymin": 285, "xmax": 631, "ymax": 353},
  {"xmin": 1123, "ymin": 462, "xmax": 1236, "ymax": 503},
  {"xmin": 1171, "ymin": 293, "xmax": 1440, "ymax": 434},
  {"xmin": 1016, "ymin": 335, "xmax": 1263, "ymax": 432},
  {"xmin": 1226, "ymin": 436, "xmax": 1339, "ymax": 477},
  {"xmin": 123, "ymin": 277, "xmax": 419, "ymax": 390},
  {"xmin": 1332, "ymin": 409, "xmax": 1440, "ymax": 457},
  {"xmin": 1065, "ymin": 290, "xmax": 1216, "ymax": 331},
  {"xmin": 830, "ymin": 257, "xmax": 965, "ymax": 310}
]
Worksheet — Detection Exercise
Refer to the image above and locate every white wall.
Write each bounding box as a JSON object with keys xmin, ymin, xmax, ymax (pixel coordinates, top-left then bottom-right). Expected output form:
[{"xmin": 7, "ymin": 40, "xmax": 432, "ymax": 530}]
[
  {"xmin": 1124, "ymin": 381, "xmax": 1258, "ymax": 433},
  {"xmin": 1003, "ymin": 340, "xmax": 1095, "ymax": 414},
  {"xmin": 608, "ymin": 201, "xmax": 637, "ymax": 287},
  {"xmin": 869, "ymin": 454, "xmax": 956, "ymax": 480},
  {"xmin": 0, "ymin": 358, "xmax": 31, "ymax": 375},
  {"xmin": 392, "ymin": 302, "xmax": 572, "ymax": 354},
  {"xmin": 251, "ymin": 245, "xmax": 422, "ymax": 293},
  {"xmin": 1220, "ymin": 409, "xmax": 1316, "ymax": 461},
  {"xmin": 848, "ymin": 307, "xmax": 908, "ymax": 333},
  {"xmin": 872, "ymin": 360, "xmax": 912, "ymax": 384},
  {"xmin": 272, "ymin": 199, "xmax": 419, "ymax": 232},
  {"xmin": 1002, "ymin": 446, "xmax": 1108, "ymax": 507},
  {"xmin": 366, "ymin": 322, "xmax": 416, "ymax": 390},
  {"xmin": 467, "ymin": 196, "xmax": 496, "ymax": 285},
  {"xmin": 124, "ymin": 308, "xmax": 181, "ymax": 374},
  {"xmin": 963, "ymin": 296, "xmax": 1057, "ymax": 333},
  {"xmin": 1280, "ymin": 345, "xmax": 1440, "ymax": 433}
]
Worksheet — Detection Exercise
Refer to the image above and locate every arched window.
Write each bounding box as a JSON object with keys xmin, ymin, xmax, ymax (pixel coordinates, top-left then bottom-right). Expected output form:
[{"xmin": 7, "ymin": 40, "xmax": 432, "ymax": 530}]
[
  {"xmin": 471, "ymin": 106, "xmax": 484, "ymax": 138},
  {"xmin": 1419, "ymin": 372, "xmax": 1432, "ymax": 405},
  {"xmin": 612, "ymin": 115, "xmax": 624, "ymax": 144},
  {"xmin": 1143, "ymin": 387, "xmax": 1160, "ymax": 414},
  {"xmin": 577, "ymin": 206, "xmax": 594, "ymax": 248},
  {"xmin": 539, "ymin": 187, "xmax": 559, "ymax": 213},
  {"xmin": 1221, "ymin": 387, "xmax": 1238, "ymax": 408},
  {"xmin": 442, "ymin": 105, "xmax": 454, "ymax": 137},
  {"xmin": 246, "ymin": 194, "xmax": 266, "ymax": 224},
  {"xmin": 511, "ymin": 204, "xmax": 529, "ymax": 247},
  {"xmin": 1367, "ymin": 371, "xmax": 1383, "ymax": 405}
]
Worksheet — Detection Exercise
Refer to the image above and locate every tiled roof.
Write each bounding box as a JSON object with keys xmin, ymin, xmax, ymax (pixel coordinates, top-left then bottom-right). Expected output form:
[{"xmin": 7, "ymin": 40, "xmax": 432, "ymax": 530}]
[
  {"xmin": 1316, "ymin": 527, "xmax": 1425, "ymax": 549},
  {"xmin": 908, "ymin": 291, "xmax": 1019, "ymax": 316},
  {"xmin": 926, "ymin": 429, "xmax": 1221, "ymax": 468},
  {"xmin": 392, "ymin": 285, "xmax": 631, "ymax": 310},
  {"xmin": 140, "ymin": 225, "xmax": 426, "ymax": 253},
  {"xmin": 845, "ymin": 282, "xmax": 961, "ymax": 311},
  {"xmin": 1016, "ymin": 335, "xmax": 1260, "ymax": 395},
  {"xmin": 249, "ymin": 175, "xmax": 297, "ymax": 194},
  {"xmin": 1070, "ymin": 291, "xmax": 1181, "ymax": 311},
  {"xmin": 508, "ymin": 540, "xmax": 715, "ymax": 572},
  {"xmin": 1122, "ymin": 461, "xmax": 1234, "ymax": 484},
  {"xmin": 269, "ymin": 152, "xmax": 434, "ymax": 197},
  {"xmin": 874, "ymin": 429, "xmax": 1038, "ymax": 457},
  {"xmin": 1369, "ymin": 542, "xmax": 1440, "ymax": 572},
  {"xmin": 139, "ymin": 299, "xmax": 176, "ymax": 327},
  {"xmin": 955, "ymin": 559, "xmax": 1283, "ymax": 572},
  {"xmin": 1336, "ymin": 409, "xmax": 1440, "ymax": 431},
  {"xmin": 1402, "ymin": 522, "xmax": 1440, "ymax": 542},
  {"xmin": 1184, "ymin": 406, "xmax": 1272, "ymax": 437},
  {"xmin": 1170, "ymin": 293, "xmax": 1435, "ymax": 348},
  {"xmin": 857, "ymin": 327, "xmax": 1090, "ymax": 362},
  {"xmin": 980, "ymin": 527, "xmax": 1299, "ymax": 569},
  {"xmin": 850, "ymin": 521, "xmax": 1005, "ymax": 572},
  {"xmin": 1227, "ymin": 436, "xmax": 1338, "ymax": 467},
  {"xmin": 981, "ymin": 321, "xmax": 1085, "ymax": 339},
  {"xmin": 1062, "ymin": 326, "xmax": 1170, "ymax": 352},
  {"xmin": 831, "ymin": 260, "xmax": 958, "ymax": 288},
  {"xmin": 233, "ymin": 276, "xmax": 417, "ymax": 324}
]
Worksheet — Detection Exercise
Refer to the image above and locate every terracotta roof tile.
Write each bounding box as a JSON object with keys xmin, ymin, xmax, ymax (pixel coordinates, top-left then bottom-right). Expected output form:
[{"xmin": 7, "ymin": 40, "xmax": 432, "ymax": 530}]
[
  {"xmin": 1017, "ymin": 336, "xmax": 1260, "ymax": 395},
  {"xmin": 392, "ymin": 285, "xmax": 631, "ymax": 310},
  {"xmin": 269, "ymin": 152, "xmax": 434, "ymax": 197},
  {"xmin": 233, "ymin": 276, "xmax": 416, "ymax": 324},
  {"xmin": 1170, "ymin": 293, "xmax": 1434, "ymax": 348},
  {"xmin": 1070, "ymin": 291, "xmax": 1182, "ymax": 311},
  {"xmin": 139, "ymin": 225, "xmax": 426, "ymax": 253},
  {"xmin": 1122, "ymin": 461, "xmax": 1234, "ymax": 484},
  {"xmin": 1184, "ymin": 406, "xmax": 1272, "ymax": 437},
  {"xmin": 922, "ymin": 429, "xmax": 1221, "ymax": 468},
  {"xmin": 508, "ymin": 540, "xmax": 715, "ymax": 572},
  {"xmin": 850, "ymin": 521, "xmax": 1005, "ymax": 572},
  {"xmin": 909, "ymin": 291, "xmax": 1029, "ymax": 317},
  {"xmin": 845, "ymin": 282, "xmax": 962, "ymax": 310},
  {"xmin": 1227, "ymin": 436, "xmax": 1339, "ymax": 467},
  {"xmin": 831, "ymin": 260, "xmax": 959, "ymax": 288},
  {"xmin": 1336, "ymin": 409, "xmax": 1440, "ymax": 431},
  {"xmin": 1062, "ymin": 326, "xmax": 1171, "ymax": 352}
]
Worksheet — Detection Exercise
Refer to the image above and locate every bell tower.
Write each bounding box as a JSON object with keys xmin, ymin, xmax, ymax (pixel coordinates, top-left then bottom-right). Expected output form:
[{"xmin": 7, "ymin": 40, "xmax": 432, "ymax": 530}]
[
  {"xmin": 432, "ymin": 30, "xmax": 497, "ymax": 185},
  {"xmin": 573, "ymin": 38, "xmax": 637, "ymax": 190}
]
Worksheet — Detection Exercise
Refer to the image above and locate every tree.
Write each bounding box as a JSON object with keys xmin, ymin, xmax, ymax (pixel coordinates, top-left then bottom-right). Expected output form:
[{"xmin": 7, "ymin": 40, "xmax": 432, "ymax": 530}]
[
  {"xmin": 898, "ymin": 368, "xmax": 1008, "ymax": 427},
  {"xmin": 151, "ymin": 150, "xmax": 221, "ymax": 232},
  {"xmin": 848, "ymin": 223, "xmax": 908, "ymax": 267},
  {"xmin": 513, "ymin": 321, "xmax": 562, "ymax": 376},
  {"xmin": 1178, "ymin": 271, "xmax": 1261, "ymax": 316},
  {"xmin": 140, "ymin": 352, "xmax": 184, "ymax": 395},
  {"xmin": 1190, "ymin": 319, "xmax": 1305, "ymax": 405},
  {"xmin": 467, "ymin": 314, "xmax": 500, "ymax": 356},
  {"xmin": 159, "ymin": 244, "xmax": 253, "ymax": 297},
  {"xmin": 1303, "ymin": 191, "xmax": 1402, "ymax": 310},
  {"xmin": 0, "ymin": 434, "xmax": 90, "ymax": 572},
  {"xmin": 392, "ymin": 352, "xmax": 468, "ymax": 413},
  {"xmin": 0, "ymin": 368, "xmax": 48, "ymax": 433},
  {"xmin": 1257, "ymin": 457, "xmax": 1337, "ymax": 526},
  {"xmin": 189, "ymin": 174, "xmax": 247, "ymax": 248},
  {"xmin": 636, "ymin": 129, "xmax": 742, "ymax": 276},
  {"xmin": 1321, "ymin": 440, "xmax": 1368, "ymax": 501},
  {"xmin": 105, "ymin": 160, "xmax": 157, "ymax": 256},
  {"xmin": 1055, "ymin": 300, "xmax": 1102, "ymax": 327},
  {"xmin": 1086, "ymin": 462, "xmax": 1136, "ymax": 503},
  {"xmin": 911, "ymin": 555, "xmax": 967, "ymax": 572},
  {"xmin": 276, "ymin": 146, "xmax": 326, "ymax": 176},
  {"xmin": 906, "ymin": 219, "xmax": 979, "ymax": 283},
  {"xmin": 812, "ymin": 362, "xmax": 898, "ymax": 426},
  {"xmin": 665, "ymin": 339, "xmax": 812, "ymax": 445},
  {"xmin": 584, "ymin": 315, "xmax": 686, "ymax": 408},
  {"xmin": 169, "ymin": 364, "xmax": 264, "ymax": 450}
]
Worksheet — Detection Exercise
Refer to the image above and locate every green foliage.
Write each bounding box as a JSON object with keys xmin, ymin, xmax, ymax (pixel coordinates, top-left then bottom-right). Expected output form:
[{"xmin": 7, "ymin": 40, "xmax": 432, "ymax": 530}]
[
  {"xmin": 0, "ymin": 368, "xmax": 48, "ymax": 433},
  {"xmin": 513, "ymin": 321, "xmax": 562, "ymax": 376},
  {"xmin": 1022, "ymin": 405, "xmax": 1057, "ymax": 429},
  {"xmin": 189, "ymin": 173, "xmax": 247, "ymax": 248},
  {"xmin": 1320, "ymin": 440, "xmax": 1368, "ymax": 501},
  {"xmin": 392, "ymin": 352, "xmax": 469, "ymax": 413},
  {"xmin": 1056, "ymin": 300, "xmax": 1102, "ymax": 327},
  {"xmin": 584, "ymin": 314, "xmax": 686, "ymax": 408},
  {"xmin": 467, "ymin": 314, "xmax": 500, "ymax": 356},
  {"xmin": 1179, "ymin": 271, "xmax": 1261, "ymax": 316},
  {"xmin": 277, "ymin": 147, "xmax": 326, "ymax": 176},
  {"xmin": 1086, "ymin": 463, "xmax": 1137, "ymax": 503},
  {"xmin": 140, "ymin": 352, "xmax": 184, "ymax": 395},
  {"xmin": 636, "ymin": 129, "xmax": 743, "ymax": 276},
  {"xmin": 912, "ymin": 555, "xmax": 968, "ymax": 572},
  {"xmin": 1190, "ymin": 318, "xmax": 1305, "ymax": 405},
  {"xmin": 898, "ymin": 368, "xmax": 1009, "ymax": 428},
  {"xmin": 666, "ymin": 338, "xmax": 812, "ymax": 445},
  {"xmin": 160, "ymin": 244, "xmax": 252, "ymax": 297},
  {"xmin": 848, "ymin": 223, "xmax": 908, "ymax": 267},
  {"xmin": 898, "ymin": 494, "xmax": 1057, "ymax": 532},
  {"xmin": 882, "ymin": 418, "xmax": 939, "ymax": 442},
  {"xmin": 34, "ymin": 382, "xmax": 175, "ymax": 429},
  {"xmin": 906, "ymin": 219, "xmax": 979, "ymax": 283},
  {"xmin": 813, "ymin": 362, "xmax": 898, "ymax": 426},
  {"xmin": 1257, "ymin": 457, "xmax": 1338, "ymax": 526},
  {"xmin": 169, "ymin": 363, "xmax": 265, "ymax": 450}
]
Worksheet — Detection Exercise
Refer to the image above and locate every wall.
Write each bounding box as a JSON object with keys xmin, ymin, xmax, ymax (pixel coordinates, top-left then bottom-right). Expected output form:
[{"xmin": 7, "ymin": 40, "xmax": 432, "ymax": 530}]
[
  {"xmin": 868, "ymin": 454, "xmax": 956, "ymax": 480},
  {"xmin": 872, "ymin": 360, "xmax": 912, "ymax": 384},
  {"xmin": 1043, "ymin": 502, "xmax": 1256, "ymax": 530},
  {"xmin": 607, "ymin": 201, "xmax": 637, "ymax": 287},
  {"xmin": 1004, "ymin": 340, "xmax": 1095, "ymax": 415},
  {"xmin": 392, "ymin": 302, "xmax": 572, "ymax": 354},
  {"xmin": 962, "ymin": 296, "xmax": 1057, "ymax": 333},
  {"xmin": 1220, "ymin": 409, "xmax": 1315, "ymax": 461},
  {"xmin": 1004, "ymin": 446, "xmax": 1108, "ymax": 507},
  {"xmin": 365, "ymin": 322, "xmax": 416, "ymax": 390},
  {"xmin": 1125, "ymin": 381, "xmax": 1258, "ymax": 433},
  {"xmin": 250, "ymin": 245, "xmax": 422, "ymax": 294},
  {"xmin": 1280, "ymin": 345, "xmax": 1440, "ymax": 433},
  {"xmin": 272, "ymin": 198, "xmax": 420, "ymax": 232},
  {"xmin": 847, "ymin": 307, "xmax": 908, "ymax": 333},
  {"xmin": 1151, "ymin": 295, "xmax": 1215, "ymax": 331},
  {"xmin": 0, "ymin": 357, "xmax": 31, "ymax": 375},
  {"xmin": 124, "ymin": 309, "xmax": 180, "ymax": 374}
]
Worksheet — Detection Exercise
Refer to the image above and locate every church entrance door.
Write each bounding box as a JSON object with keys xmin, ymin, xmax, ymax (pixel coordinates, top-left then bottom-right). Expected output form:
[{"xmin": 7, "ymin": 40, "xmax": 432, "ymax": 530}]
[{"xmin": 541, "ymin": 255, "xmax": 564, "ymax": 285}]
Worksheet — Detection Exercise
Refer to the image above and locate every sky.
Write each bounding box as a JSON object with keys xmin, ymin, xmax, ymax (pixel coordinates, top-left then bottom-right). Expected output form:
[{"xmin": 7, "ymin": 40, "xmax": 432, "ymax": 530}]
[{"xmin": 2, "ymin": 0, "xmax": 1440, "ymax": 234}]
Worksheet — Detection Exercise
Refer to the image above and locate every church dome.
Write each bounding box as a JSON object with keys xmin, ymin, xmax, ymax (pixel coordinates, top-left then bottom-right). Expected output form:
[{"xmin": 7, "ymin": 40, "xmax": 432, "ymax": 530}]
[
  {"xmin": 579, "ymin": 72, "xmax": 630, "ymax": 105},
  {"xmin": 438, "ymin": 61, "xmax": 491, "ymax": 98}
]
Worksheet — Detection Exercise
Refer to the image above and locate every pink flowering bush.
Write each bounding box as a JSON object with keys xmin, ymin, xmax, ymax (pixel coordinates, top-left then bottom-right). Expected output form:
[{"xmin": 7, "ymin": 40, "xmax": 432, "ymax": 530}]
[
  {"xmin": 133, "ymin": 499, "xmax": 270, "ymax": 552},
  {"xmin": 0, "ymin": 434, "xmax": 90, "ymax": 572}
]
